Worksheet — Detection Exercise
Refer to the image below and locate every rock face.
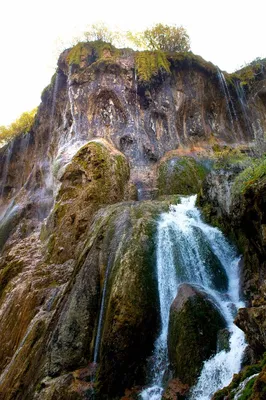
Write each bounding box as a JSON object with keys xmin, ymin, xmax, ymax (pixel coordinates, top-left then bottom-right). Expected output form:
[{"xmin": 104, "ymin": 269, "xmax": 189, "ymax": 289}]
[
  {"xmin": 168, "ymin": 283, "xmax": 226, "ymax": 386},
  {"xmin": 0, "ymin": 42, "xmax": 266, "ymax": 399}
]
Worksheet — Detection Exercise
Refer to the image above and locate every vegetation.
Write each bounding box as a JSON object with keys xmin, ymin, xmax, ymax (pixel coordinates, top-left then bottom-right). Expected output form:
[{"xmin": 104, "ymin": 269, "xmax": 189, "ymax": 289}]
[
  {"xmin": 213, "ymin": 353, "xmax": 266, "ymax": 400},
  {"xmin": 157, "ymin": 156, "xmax": 209, "ymax": 196},
  {"xmin": 232, "ymin": 155, "xmax": 266, "ymax": 195},
  {"xmin": 229, "ymin": 57, "xmax": 266, "ymax": 87},
  {"xmin": 0, "ymin": 108, "xmax": 37, "ymax": 146},
  {"xmin": 135, "ymin": 51, "xmax": 170, "ymax": 81},
  {"xmin": 140, "ymin": 23, "xmax": 190, "ymax": 52},
  {"xmin": 83, "ymin": 22, "xmax": 121, "ymax": 44}
]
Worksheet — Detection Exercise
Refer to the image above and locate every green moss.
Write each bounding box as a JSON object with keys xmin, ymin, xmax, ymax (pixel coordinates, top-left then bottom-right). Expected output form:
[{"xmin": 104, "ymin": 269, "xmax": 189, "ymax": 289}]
[
  {"xmin": 237, "ymin": 377, "xmax": 256, "ymax": 400},
  {"xmin": 229, "ymin": 58, "xmax": 266, "ymax": 88},
  {"xmin": 157, "ymin": 156, "xmax": 208, "ymax": 196},
  {"xmin": 66, "ymin": 41, "xmax": 118, "ymax": 67},
  {"xmin": 232, "ymin": 156, "xmax": 266, "ymax": 196},
  {"xmin": 213, "ymin": 354, "xmax": 266, "ymax": 400},
  {"xmin": 66, "ymin": 42, "xmax": 90, "ymax": 66},
  {"xmin": 170, "ymin": 51, "xmax": 217, "ymax": 75},
  {"xmin": 135, "ymin": 50, "xmax": 170, "ymax": 82},
  {"xmin": 0, "ymin": 260, "xmax": 23, "ymax": 302},
  {"xmin": 212, "ymin": 146, "xmax": 252, "ymax": 170}
]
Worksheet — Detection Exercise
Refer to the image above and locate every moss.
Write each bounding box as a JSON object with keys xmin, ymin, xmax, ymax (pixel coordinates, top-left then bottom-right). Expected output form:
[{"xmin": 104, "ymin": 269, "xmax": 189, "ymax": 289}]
[
  {"xmin": 212, "ymin": 146, "xmax": 253, "ymax": 170},
  {"xmin": 66, "ymin": 40, "xmax": 119, "ymax": 67},
  {"xmin": 157, "ymin": 156, "xmax": 208, "ymax": 196},
  {"xmin": 0, "ymin": 260, "xmax": 24, "ymax": 302},
  {"xmin": 232, "ymin": 156, "xmax": 266, "ymax": 196},
  {"xmin": 213, "ymin": 354, "xmax": 266, "ymax": 400},
  {"xmin": 229, "ymin": 58, "xmax": 266, "ymax": 88},
  {"xmin": 169, "ymin": 51, "xmax": 217, "ymax": 75},
  {"xmin": 135, "ymin": 50, "xmax": 170, "ymax": 82}
]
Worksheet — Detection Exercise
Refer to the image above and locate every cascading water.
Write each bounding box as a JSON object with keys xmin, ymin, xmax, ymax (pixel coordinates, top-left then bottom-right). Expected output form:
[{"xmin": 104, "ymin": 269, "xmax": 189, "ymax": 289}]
[
  {"xmin": 216, "ymin": 69, "xmax": 244, "ymax": 142},
  {"xmin": 140, "ymin": 195, "xmax": 246, "ymax": 400},
  {"xmin": 93, "ymin": 257, "xmax": 112, "ymax": 364}
]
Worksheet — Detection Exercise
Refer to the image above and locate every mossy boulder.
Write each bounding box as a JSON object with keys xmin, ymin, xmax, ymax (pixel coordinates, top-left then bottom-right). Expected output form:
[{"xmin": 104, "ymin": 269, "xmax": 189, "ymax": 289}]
[
  {"xmin": 42, "ymin": 139, "xmax": 130, "ymax": 263},
  {"xmin": 157, "ymin": 156, "xmax": 208, "ymax": 196},
  {"xmin": 168, "ymin": 283, "xmax": 226, "ymax": 386}
]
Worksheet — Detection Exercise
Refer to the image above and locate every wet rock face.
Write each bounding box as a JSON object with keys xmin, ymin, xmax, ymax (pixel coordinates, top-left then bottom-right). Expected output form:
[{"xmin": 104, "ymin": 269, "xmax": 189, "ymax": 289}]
[{"xmin": 168, "ymin": 283, "xmax": 226, "ymax": 386}]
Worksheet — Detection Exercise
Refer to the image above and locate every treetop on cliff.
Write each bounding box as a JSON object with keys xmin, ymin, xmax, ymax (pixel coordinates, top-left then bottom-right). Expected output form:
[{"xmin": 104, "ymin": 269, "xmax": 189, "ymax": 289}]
[
  {"xmin": 139, "ymin": 24, "xmax": 191, "ymax": 52},
  {"xmin": 0, "ymin": 108, "xmax": 37, "ymax": 146},
  {"xmin": 73, "ymin": 22, "xmax": 191, "ymax": 53}
]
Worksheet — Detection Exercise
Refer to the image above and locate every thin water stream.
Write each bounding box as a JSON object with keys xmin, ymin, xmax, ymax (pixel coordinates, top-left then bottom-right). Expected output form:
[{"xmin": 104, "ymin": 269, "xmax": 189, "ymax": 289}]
[{"xmin": 140, "ymin": 195, "xmax": 246, "ymax": 400}]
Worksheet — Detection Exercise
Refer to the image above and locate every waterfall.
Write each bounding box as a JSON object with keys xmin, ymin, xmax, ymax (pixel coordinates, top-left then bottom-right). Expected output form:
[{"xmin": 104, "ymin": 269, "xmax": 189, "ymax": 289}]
[
  {"xmin": 217, "ymin": 69, "xmax": 240, "ymax": 134},
  {"xmin": 93, "ymin": 257, "xmax": 113, "ymax": 363},
  {"xmin": 140, "ymin": 195, "xmax": 246, "ymax": 400}
]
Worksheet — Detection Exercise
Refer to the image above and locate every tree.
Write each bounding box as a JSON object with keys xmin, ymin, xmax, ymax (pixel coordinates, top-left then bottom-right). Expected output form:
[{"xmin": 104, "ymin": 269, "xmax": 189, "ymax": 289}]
[
  {"xmin": 0, "ymin": 108, "xmax": 37, "ymax": 146},
  {"xmin": 142, "ymin": 23, "xmax": 190, "ymax": 52},
  {"xmin": 83, "ymin": 22, "xmax": 121, "ymax": 45}
]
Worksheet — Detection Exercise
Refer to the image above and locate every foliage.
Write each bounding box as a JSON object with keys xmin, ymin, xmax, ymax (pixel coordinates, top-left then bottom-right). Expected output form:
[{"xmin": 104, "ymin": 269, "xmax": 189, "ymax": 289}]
[
  {"xmin": 232, "ymin": 155, "xmax": 266, "ymax": 195},
  {"xmin": 211, "ymin": 145, "xmax": 253, "ymax": 170},
  {"xmin": 231, "ymin": 57, "xmax": 266, "ymax": 87},
  {"xmin": 142, "ymin": 23, "xmax": 191, "ymax": 52},
  {"xmin": 135, "ymin": 51, "xmax": 170, "ymax": 81},
  {"xmin": 0, "ymin": 108, "xmax": 37, "ymax": 145},
  {"xmin": 83, "ymin": 22, "xmax": 121, "ymax": 45}
]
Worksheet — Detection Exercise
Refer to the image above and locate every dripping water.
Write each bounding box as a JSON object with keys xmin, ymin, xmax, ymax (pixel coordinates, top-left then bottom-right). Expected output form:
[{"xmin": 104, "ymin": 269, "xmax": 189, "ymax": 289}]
[
  {"xmin": 0, "ymin": 141, "xmax": 14, "ymax": 198},
  {"xmin": 140, "ymin": 195, "xmax": 246, "ymax": 400},
  {"xmin": 217, "ymin": 69, "xmax": 242, "ymax": 136},
  {"xmin": 235, "ymin": 81, "xmax": 254, "ymax": 138},
  {"xmin": 93, "ymin": 257, "xmax": 112, "ymax": 363}
]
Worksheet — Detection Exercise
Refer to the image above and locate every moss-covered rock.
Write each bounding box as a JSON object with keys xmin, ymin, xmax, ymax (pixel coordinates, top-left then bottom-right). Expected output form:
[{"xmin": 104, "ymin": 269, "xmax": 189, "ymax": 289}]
[
  {"xmin": 157, "ymin": 156, "xmax": 208, "ymax": 196},
  {"xmin": 212, "ymin": 353, "xmax": 266, "ymax": 400},
  {"xmin": 42, "ymin": 139, "xmax": 130, "ymax": 263},
  {"xmin": 168, "ymin": 283, "xmax": 226, "ymax": 386}
]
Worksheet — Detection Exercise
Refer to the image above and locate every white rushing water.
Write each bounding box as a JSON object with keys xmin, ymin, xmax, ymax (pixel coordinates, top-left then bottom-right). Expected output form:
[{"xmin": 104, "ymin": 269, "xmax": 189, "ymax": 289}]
[{"xmin": 140, "ymin": 195, "xmax": 246, "ymax": 400}]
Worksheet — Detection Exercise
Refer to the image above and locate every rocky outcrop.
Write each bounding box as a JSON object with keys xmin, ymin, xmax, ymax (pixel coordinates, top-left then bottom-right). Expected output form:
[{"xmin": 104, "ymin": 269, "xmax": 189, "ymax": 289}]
[
  {"xmin": 41, "ymin": 139, "xmax": 131, "ymax": 263},
  {"xmin": 168, "ymin": 283, "xmax": 226, "ymax": 386},
  {"xmin": 157, "ymin": 155, "xmax": 209, "ymax": 196}
]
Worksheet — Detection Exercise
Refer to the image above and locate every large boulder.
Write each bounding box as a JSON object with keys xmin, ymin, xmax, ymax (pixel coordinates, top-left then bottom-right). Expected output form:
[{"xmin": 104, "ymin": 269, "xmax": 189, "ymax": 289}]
[
  {"xmin": 157, "ymin": 156, "xmax": 208, "ymax": 196},
  {"xmin": 42, "ymin": 139, "xmax": 130, "ymax": 263},
  {"xmin": 168, "ymin": 283, "xmax": 226, "ymax": 386}
]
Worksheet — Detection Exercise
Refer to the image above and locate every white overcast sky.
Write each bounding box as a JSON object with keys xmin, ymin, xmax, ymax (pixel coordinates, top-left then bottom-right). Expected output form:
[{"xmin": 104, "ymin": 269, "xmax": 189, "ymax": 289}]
[{"xmin": 0, "ymin": 0, "xmax": 265, "ymax": 126}]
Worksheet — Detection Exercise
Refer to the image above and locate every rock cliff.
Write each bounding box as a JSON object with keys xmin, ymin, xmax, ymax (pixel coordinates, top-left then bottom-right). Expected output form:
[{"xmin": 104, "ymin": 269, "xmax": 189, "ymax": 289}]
[{"xmin": 0, "ymin": 41, "xmax": 266, "ymax": 399}]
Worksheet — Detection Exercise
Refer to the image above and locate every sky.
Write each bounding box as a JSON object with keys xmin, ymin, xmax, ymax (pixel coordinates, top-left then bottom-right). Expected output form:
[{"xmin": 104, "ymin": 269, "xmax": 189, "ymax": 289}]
[{"xmin": 0, "ymin": 0, "xmax": 265, "ymax": 126}]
